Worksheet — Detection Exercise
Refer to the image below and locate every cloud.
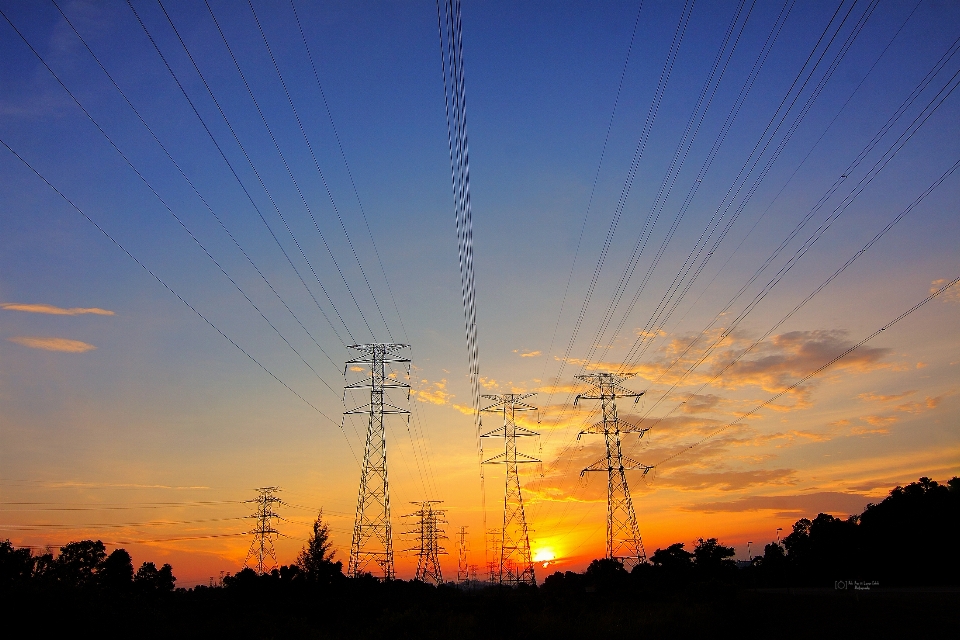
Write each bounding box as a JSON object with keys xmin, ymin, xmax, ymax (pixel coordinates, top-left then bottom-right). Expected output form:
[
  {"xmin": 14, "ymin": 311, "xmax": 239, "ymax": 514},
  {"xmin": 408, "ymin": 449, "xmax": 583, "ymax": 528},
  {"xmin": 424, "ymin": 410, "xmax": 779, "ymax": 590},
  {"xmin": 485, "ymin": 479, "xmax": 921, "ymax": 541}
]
[
  {"xmin": 685, "ymin": 491, "xmax": 873, "ymax": 518},
  {"xmin": 930, "ymin": 278, "xmax": 960, "ymax": 303},
  {"xmin": 1, "ymin": 302, "xmax": 114, "ymax": 316},
  {"xmin": 655, "ymin": 468, "xmax": 796, "ymax": 492},
  {"xmin": 8, "ymin": 336, "xmax": 97, "ymax": 353},
  {"xmin": 520, "ymin": 350, "xmax": 541, "ymax": 358},
  {"xmin": 858, "ymin": 390, "xmax": 915, "ymax": 403},
  {"xmin": 412, "ymin": 379, "xmax": 453, "ymax": 406}
]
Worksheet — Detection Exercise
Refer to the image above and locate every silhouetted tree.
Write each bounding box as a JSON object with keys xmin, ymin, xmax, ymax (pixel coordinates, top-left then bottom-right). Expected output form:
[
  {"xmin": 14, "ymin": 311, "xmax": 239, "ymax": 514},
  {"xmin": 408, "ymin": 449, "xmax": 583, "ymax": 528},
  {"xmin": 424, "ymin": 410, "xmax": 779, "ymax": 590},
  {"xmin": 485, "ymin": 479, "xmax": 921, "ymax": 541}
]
[
  {"xmin": 649, "ymin": 543, "xmax": 694, "ymax": 572},
  {"xmin": 296, "ymin": 511, "xmax": 343, "ymax": 584},
  {"xmin": 55, "ymin": 540, "xmax": 106, "ymax": 588},
  {"xmin": 583, "ymin": 558, "xmax": 630, "ymax": 591},
  {"xmin": 134, "ymin": 561, "xmax": 176, "ymax": 592},
  {"xmin": 0, "ymin": 540, "xmax": 34, "ymax": 589},
  {"xmin": 693, "ymin": 537, "xmax": 736, "ymax": 580},
  {"xmin": 99, "ymin": 548, "xmax": 134, "ymax": 590}
]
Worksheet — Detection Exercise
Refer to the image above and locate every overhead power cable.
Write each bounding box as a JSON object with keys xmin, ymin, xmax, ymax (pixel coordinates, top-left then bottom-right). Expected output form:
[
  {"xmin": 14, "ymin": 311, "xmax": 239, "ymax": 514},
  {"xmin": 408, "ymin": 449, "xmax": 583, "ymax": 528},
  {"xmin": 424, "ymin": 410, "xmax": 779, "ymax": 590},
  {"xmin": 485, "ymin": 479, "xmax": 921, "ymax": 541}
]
[
  {"xmin": 127, "ymin": 0, "xmax": 352, "ymax": 347},
  {"xmin": 50, "ymin": 0, "xmax": 340, "ymax": 374},
  {"xmin": 244, "ymin": 0, "xmax": 392, "ymax": 341},
  {"xmin": 191, "ymin": 0, "xmax": 377, "ymax": 341},
  {"xmin": 620, "ymin": 0, "xmax": 877, "ymax": 371},
  {"xmin": 634, "ymin": 35, "xmax": 960, "ymax": 424}
]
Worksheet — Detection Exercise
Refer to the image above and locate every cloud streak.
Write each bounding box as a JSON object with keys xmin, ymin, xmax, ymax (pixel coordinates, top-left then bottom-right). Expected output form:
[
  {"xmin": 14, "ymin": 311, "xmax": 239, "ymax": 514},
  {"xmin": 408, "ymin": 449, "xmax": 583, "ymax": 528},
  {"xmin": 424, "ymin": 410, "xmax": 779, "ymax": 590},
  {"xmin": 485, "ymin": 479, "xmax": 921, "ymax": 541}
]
[
  {"xmin": 8, "ymin": 336, "xmax": 97, "ymax": 353},
  {"xmin": 2, "ymin": 302, "xmax": 114, "ymax": 316}
]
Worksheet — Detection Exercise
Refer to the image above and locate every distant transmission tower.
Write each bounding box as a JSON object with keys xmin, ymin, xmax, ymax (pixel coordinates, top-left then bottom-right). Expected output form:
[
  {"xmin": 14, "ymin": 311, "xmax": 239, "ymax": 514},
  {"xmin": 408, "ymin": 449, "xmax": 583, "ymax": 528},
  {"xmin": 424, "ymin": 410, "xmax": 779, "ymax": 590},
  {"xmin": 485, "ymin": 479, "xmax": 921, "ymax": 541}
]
[
  {"xmin": 482, "ymin": 393, "xmax": 539, "ymax": 586},
  {"xmin": 244, "ymin": 486, "xmax": 281, "ymax": 575},
  {"xmin": 345, "ymin": 343, "xmax": 411, "ymax": 580},
  {"xmin": 575, "ymin": 373, "xmax": 652, "ymax": 570},
  {"xmin": 456, "ymin": 526, "xmax": 469, "ymax": 583},
  {"xmin": 403, "ymin": 501, "xmax": 447, "ymax": 584}
]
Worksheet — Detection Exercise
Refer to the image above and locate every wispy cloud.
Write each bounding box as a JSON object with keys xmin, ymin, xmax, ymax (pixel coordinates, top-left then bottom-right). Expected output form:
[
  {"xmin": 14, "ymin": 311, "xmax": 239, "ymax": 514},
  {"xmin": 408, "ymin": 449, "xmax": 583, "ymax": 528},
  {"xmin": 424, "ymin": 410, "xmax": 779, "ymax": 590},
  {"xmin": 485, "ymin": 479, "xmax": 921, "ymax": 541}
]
[
  {"xmin": 2, "ymin": 302, "xmax": 114, "ymax": 316},
  {"xmin": 8, "ymin": 336, "xmax": 97, "ymax": 353},
  {"xmin": 412, "ymin": 379, "xmax": 453, "ymax": 406},
  {"xmin": 520, "ymin": 350, "xmax": 541, "ymax": 358},
  {"xmin": 930, "ymin": 278, "xmax": 960, "ymax": 303}
]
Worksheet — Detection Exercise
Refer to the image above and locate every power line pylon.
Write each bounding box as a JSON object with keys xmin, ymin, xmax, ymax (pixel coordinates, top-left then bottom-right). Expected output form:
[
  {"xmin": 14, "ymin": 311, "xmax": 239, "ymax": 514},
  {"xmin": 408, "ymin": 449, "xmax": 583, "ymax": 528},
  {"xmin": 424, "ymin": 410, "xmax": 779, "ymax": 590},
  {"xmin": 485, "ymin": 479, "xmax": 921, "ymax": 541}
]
[
  {"xmin": 244, "ymin": 487, "xmax": 281, "ymax": 575},
  {"xmin": 403, "ymin": 500, "xmax": 447, "ymax": 584},
  {"xmin": 345, "ymin": 343, "xmax": 411, "ymax": 580},
  {"xmin": 481, "ymin": 393, "xmax": 539, "ymax": 586},
  {"xmin": 575, "ymin": 373, "xmax": 652, "ymax": 570},
  {"xmin": 456, "ymin": 526, "xmax": 469, "ymax": 583}
]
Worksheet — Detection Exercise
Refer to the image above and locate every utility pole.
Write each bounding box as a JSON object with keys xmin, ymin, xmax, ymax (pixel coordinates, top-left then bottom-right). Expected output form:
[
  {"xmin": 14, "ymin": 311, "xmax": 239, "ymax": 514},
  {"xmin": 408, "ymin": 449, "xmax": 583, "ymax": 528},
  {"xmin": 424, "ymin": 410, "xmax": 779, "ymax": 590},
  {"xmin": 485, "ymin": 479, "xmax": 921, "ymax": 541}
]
[
  {"xmin": 456, "ymin": 526, "xmax": 469, "ymax": 583},
  {"xmin": 244, "ymin": 487, "xmax": 281, "ymax": 575},
  {"xmin": 403, "ymin": 501, "xmax": 447, "ymax": 584},
  {"xmin": 575, "ymin": 373, "xmax": 652, "ymax": 570},
  {"xmin": 345, "ymin": 343, "xmax": 411, "ymax": 580},
  {"xmin": 481, "ymin": 393, "xmax": 539, "ymax": 586}
]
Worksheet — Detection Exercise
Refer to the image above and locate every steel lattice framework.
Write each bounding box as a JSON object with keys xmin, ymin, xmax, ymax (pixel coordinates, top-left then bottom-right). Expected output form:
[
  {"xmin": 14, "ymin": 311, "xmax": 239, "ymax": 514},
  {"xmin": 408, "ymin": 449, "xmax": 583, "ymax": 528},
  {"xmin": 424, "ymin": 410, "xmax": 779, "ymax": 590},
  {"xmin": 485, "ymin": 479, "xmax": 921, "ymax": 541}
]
[
  {"xmin": 456, "ymin": 525, "xmax": 469, "ymax": 583},
  {"xmin": 481, "ymin": 393, "xmax": 539, "ymax": 586},
  {"xmin": 345, "ymin": 343, "xmax": 410, "ymax": 580},
  {"xmin": 575, "ymin": 373, "xmax": 652, "ymax": 570},
  {"xmin": 403, "ymin": 501, "xmax": 447, "ymax": 585},
  {"xmin": 244, "ymin": 486, "xmax": 281, "ymax": 575}
]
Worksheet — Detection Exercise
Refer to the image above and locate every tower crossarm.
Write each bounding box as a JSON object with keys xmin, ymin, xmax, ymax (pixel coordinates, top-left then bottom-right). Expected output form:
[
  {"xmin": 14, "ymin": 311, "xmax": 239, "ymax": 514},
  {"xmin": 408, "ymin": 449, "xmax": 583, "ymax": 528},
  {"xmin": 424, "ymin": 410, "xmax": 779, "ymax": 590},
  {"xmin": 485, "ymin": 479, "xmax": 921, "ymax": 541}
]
[{"xmin": 482, "ymin": 451, "xmax": 541, "ymax": 465}]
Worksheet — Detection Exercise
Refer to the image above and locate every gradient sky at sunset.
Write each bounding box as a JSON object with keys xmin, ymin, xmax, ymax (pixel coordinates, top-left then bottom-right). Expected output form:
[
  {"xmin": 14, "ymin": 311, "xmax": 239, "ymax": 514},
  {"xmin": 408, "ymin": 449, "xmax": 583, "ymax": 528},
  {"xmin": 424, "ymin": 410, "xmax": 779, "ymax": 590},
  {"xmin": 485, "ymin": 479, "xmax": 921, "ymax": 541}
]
[{"xmin": 2, "ymin": 0, "xmax": 958, "ymax": 586}]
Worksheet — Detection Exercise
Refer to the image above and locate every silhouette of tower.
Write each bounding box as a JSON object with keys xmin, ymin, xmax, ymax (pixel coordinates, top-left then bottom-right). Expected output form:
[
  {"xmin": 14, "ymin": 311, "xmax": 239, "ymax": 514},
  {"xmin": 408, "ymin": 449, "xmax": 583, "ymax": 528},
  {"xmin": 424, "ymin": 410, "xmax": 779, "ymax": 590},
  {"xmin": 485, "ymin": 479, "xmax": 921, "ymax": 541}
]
[
  {"xmin": 403, "ymin": 500, "xmax": 447, "ymax": 584},
  {"xmin": 456, "ymin": 525, "xmax": 469, "ymax": 583},
  {"xmin": 481, "ymin": 393, "xmax": 539, "ymax": 586},
  {"xmin": 345, "ymin": 343, "xmax": 411, "ymax": 580},
  {"xmin": 575, "ymin": 373, "xmax": 652, "ymax": 570},
  {"xmin": 244, "ymin": 486, "xmax": 281, "ymax": 574}
]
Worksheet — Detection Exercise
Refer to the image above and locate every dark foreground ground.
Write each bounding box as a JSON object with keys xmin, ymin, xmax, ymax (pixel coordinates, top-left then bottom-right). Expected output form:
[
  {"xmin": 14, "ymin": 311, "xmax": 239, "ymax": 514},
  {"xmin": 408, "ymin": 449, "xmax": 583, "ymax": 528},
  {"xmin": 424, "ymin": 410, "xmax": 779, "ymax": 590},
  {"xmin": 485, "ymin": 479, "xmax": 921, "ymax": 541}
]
[{"xmin": 4, "ymin": 583, "xmax": 957, "ymax": 639}]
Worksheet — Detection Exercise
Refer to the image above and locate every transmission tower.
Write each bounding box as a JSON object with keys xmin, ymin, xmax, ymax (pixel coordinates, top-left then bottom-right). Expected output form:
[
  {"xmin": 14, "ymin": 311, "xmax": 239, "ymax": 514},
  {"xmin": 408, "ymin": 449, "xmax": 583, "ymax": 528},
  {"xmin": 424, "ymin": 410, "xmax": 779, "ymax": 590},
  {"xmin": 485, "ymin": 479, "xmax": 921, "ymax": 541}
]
[
  {"xmin": 244, "ymin": 486, "xmax": 281, "ymax": 575},
  {"xmin": 575, "ymin": 373, "xmax": 652, "ymax": 570},
  {"xmin": 345, "ymin": 343, "xmax": 411, "ymax": 580},
  {"xmin": 403, "ymin": 501, "xmax": 447, "ymax": 584},
  {"xmin": 456, "ymin": 526, "xmax": 469, "ymax": 583},
  {"xmin": 481, "ymin": 393, "xmax": 539, "ymax": 586}
]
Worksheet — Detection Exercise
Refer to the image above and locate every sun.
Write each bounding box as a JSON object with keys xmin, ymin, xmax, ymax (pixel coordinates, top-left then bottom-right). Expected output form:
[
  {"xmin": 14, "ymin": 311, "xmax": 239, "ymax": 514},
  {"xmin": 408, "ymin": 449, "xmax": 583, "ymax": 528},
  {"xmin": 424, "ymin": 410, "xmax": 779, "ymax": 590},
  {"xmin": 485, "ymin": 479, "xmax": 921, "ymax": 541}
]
[{"xmin": 532, "ymin": 548, "xmax": 556, "ymax": 567}]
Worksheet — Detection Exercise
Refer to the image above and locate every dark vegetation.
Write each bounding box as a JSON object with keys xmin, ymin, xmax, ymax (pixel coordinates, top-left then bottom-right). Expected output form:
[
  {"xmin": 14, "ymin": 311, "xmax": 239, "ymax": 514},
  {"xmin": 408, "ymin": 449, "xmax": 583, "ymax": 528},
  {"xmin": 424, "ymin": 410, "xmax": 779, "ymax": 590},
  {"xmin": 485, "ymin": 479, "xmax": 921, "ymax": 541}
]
[{"xmin": 2, "ymin": 477, "xmax": 957, "ymax": 638}]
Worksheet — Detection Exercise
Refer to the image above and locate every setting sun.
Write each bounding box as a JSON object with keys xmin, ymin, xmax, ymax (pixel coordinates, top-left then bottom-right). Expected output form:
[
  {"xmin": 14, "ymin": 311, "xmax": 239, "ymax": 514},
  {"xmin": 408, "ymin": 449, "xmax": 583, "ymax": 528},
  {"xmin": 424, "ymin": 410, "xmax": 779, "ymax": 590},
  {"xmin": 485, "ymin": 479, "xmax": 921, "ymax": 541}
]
[{"xmin": 533, "ymin": 548, "xmax": 556, "ymax": 567}]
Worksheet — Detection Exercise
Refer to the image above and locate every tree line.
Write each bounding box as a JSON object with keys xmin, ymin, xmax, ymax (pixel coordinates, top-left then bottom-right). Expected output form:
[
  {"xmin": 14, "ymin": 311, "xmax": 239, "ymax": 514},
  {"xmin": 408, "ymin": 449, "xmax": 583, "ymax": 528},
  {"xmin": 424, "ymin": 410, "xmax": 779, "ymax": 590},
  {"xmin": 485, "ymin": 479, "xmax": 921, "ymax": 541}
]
[{"xmin": 2, "ymin": 476, "xmax": 957, "ymax": 596}]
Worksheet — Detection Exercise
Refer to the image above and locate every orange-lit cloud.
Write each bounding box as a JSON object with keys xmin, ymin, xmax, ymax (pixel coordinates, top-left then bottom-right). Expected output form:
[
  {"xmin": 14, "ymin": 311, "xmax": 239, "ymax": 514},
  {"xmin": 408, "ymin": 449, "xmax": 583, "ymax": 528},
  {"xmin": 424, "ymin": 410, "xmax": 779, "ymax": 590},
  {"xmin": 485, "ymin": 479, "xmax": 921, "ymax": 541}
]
[
  {"xmin": 930, "ymin": 278, "xmax": 960, "ymax": 302},
  {"xmin": 413, "ymin": 379, "xmax": 453, "ymax": 405},
  {"xmin": 2, "ymin": 302, "xmax": 114, "ymax": 316},
  {"xmin": 520, "ymin": 350, "xmax": 541, "ymax": 358},
  {"xmin": 8, "ymin": 336, "xmax": 97, "ymax": 353}
]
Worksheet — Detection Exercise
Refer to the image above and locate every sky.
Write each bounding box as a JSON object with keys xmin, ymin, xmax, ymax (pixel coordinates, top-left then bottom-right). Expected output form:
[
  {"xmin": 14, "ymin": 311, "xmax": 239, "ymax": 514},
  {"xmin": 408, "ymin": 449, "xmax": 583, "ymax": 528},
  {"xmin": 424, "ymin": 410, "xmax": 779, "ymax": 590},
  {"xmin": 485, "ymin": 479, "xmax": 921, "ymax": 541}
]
[{"xmin": 1, "ymin": 0, "xmax": 958, "ymax": 586}]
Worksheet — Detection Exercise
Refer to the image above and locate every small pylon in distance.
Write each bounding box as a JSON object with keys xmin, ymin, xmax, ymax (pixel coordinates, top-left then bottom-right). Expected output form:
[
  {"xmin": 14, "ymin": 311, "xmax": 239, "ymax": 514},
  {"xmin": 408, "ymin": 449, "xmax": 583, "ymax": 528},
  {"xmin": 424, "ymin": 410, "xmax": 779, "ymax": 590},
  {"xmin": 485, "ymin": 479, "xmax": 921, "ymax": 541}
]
[
  {"xmin": 456, "ymin": 525, "xmax": 469, "ymax": 583},
  {"xmin": 575, "ymin": 373, "xmax": 652, "ymax": 570},
  {"xmin": 244, "ymin": 487, "xmax": 281, "ymax": 575},
  {"xmin": 402, "ymin": 500, "xmax": 447, "ymax": 584}
]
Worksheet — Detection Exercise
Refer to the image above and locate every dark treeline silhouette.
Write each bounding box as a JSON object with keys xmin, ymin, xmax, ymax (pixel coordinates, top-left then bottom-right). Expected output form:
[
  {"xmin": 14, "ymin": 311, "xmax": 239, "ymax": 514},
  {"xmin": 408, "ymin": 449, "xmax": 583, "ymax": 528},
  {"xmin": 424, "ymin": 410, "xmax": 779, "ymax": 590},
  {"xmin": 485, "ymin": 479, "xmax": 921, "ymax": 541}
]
[{"xmin": 1, "ymin": 478, "xmax": 957, "ymax": 638}]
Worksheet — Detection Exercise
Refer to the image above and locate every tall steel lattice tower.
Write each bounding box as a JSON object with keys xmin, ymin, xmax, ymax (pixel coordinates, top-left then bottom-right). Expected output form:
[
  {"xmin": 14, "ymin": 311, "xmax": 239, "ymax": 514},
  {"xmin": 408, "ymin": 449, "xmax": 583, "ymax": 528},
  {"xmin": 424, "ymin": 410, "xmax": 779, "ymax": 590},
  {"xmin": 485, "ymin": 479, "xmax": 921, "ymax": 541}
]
[
  {"xmin": 575, "ymin": 373, "xmax": 652, "ymax": 570},
  {"xmin": 403, "ymin": 501, "xmax": 447, "ymax": 584},
  {"xmin": 481, "ymin": 393, "xmax": 539, "ymax": 586},
  {"xmin": 244, "ymin": 487, "xmax": 281, "ymax": 575},
  {"xmin": 456, "ymin": 526, "xmax": 469, "ymax": 583},
  {"xmin": 345, "ymin": 343, "xmax": 411, "ymax": 580}
]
